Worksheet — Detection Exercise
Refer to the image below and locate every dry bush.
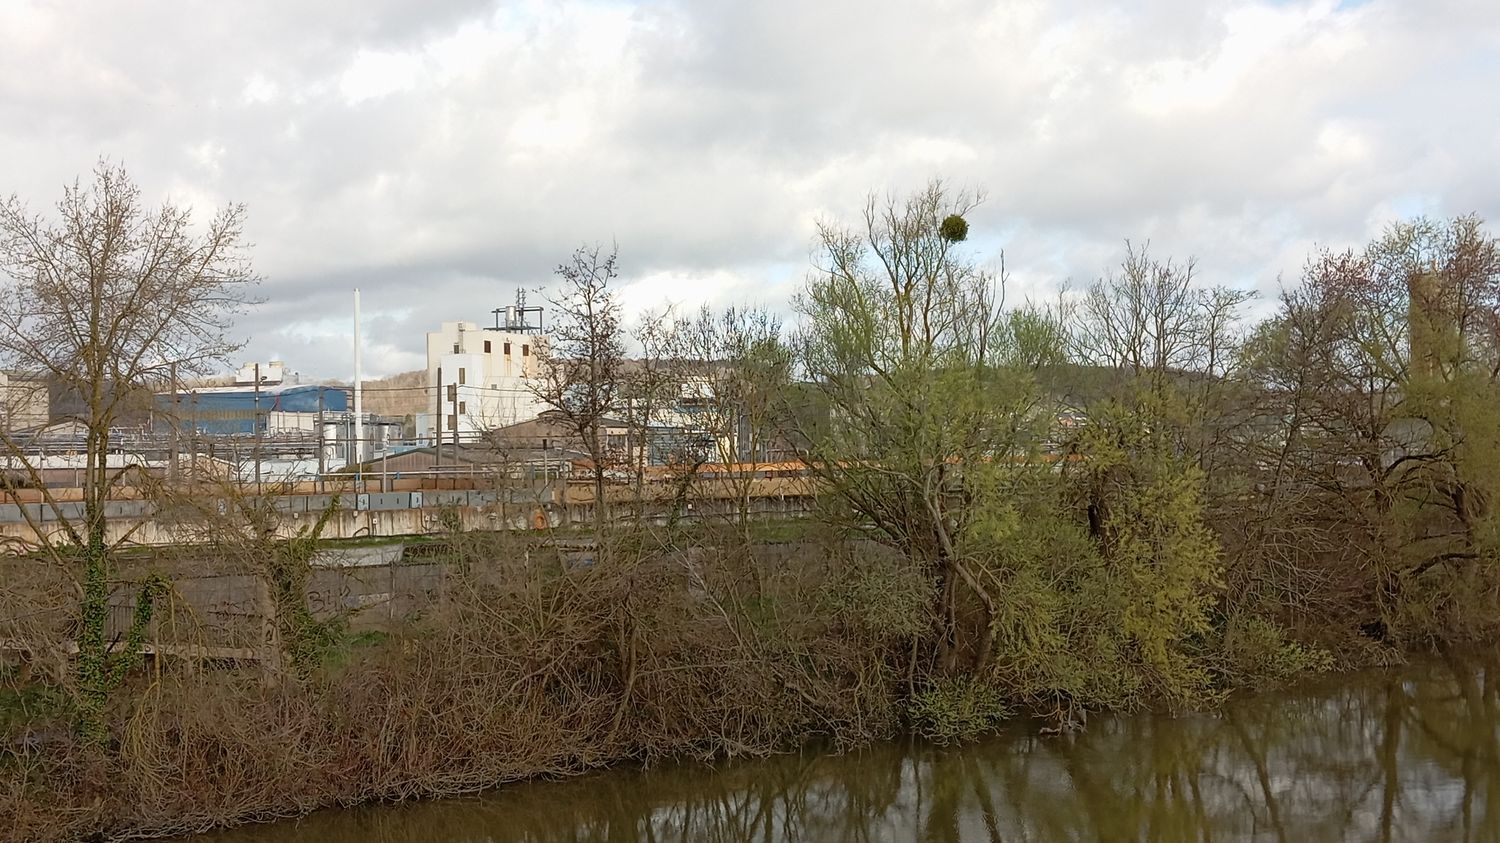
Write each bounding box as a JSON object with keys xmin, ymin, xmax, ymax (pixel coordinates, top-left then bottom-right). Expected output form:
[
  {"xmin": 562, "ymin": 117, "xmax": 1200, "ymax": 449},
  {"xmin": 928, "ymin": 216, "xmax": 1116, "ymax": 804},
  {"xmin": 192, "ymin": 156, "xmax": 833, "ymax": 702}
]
[
  {"xmin": 0, "ymin": 558, "xmax": 77, "ymax": 690},
  {"xmin": 1, "ymin": 528, "xmax": 915, "ymax": 841}
]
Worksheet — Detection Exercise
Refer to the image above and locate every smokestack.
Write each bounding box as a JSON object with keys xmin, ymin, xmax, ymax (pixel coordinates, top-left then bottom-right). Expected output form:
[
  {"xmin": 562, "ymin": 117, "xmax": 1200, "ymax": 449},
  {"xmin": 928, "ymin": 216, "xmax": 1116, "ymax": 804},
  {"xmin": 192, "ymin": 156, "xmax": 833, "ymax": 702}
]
[
  {"xmin": 353, "ymin": 288, "xmax": 364, "ymax": 466},
  {"xmin": 1407, "ymin": 270, "xmax": 1439, "ymax": 379}
]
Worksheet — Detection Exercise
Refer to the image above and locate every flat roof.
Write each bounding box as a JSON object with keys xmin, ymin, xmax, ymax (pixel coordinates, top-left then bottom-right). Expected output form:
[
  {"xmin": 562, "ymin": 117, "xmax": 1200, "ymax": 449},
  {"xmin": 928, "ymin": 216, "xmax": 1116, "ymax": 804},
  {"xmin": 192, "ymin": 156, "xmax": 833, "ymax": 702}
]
[{"xmin": 158, "ymin": 383, "xmax": 347, "ymax": 397}]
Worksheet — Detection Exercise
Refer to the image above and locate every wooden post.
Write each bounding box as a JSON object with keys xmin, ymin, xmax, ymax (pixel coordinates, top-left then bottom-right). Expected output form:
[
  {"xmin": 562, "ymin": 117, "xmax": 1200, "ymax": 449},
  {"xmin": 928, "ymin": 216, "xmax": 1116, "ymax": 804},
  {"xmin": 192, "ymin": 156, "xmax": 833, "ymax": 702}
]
[
  {"xmin": 255, "ymin": 576, "xmax": 284, "ymax": 685},
  {"xmin": 190, "ymin": 393, "xmax": 199, "ymax": 488}
]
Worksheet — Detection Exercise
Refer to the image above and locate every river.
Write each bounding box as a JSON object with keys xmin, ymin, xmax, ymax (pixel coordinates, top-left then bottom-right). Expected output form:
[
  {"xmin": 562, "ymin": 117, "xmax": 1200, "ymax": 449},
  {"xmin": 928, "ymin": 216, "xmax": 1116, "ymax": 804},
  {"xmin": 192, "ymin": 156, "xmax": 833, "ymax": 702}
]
[{"xmin": 194, "ymin": 653, "xmax": 1500, "ymax": 842}]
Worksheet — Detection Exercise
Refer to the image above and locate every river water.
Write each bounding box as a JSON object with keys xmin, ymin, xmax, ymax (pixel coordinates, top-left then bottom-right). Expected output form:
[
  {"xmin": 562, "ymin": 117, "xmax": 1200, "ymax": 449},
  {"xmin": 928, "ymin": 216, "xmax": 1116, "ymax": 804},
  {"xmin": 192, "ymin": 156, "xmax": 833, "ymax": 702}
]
[{"xmin": 200, "ymin": 653, "xmax": 1500, "ymax": 842}]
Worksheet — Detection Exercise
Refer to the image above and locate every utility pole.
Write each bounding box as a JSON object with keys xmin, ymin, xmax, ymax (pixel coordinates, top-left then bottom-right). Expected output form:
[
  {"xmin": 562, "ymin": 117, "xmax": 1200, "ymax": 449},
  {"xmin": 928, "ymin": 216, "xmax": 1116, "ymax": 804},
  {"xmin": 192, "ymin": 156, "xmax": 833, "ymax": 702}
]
[
  {"xmin": 316, "ymin": 387, "xmax": 326, "ymax": 494},
  {"xmin": 253, "ymin": 362, "xmax": 262, "ymax": 493},
  {"xmin": 168, "ymin": 361, "xmax": 179, "ymax": 484},
  {"xmin": 353, "ymin": 289, "xmax": 364, "ymax": 478},
  {"xmin": 435, "ymin": 366, "xmax": 443, "ymax": 472}
]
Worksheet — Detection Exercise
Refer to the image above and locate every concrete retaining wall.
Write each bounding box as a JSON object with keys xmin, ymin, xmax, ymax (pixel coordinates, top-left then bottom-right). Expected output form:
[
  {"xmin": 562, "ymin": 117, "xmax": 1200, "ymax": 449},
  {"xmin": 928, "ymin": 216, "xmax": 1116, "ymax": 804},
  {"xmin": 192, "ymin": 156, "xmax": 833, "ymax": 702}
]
[{"xmin": 0, "ymin": 491, "xmax": 815, "ymax": 550}]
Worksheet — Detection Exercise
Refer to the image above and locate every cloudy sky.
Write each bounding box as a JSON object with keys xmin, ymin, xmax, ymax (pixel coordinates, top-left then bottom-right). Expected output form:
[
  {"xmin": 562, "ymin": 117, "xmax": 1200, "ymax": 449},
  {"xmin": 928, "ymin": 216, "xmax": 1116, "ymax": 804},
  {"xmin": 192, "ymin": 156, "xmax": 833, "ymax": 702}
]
[{"xmin": 1, "ymin": 0, "xmax": 1496, "ymax": 378}]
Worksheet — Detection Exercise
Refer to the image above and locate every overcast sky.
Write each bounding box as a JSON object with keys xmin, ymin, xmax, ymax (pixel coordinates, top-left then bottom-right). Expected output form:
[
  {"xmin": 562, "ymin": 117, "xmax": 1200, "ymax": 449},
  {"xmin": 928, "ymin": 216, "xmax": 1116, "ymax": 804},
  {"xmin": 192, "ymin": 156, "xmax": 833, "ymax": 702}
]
[{"xmin": 2, "ymin": 0, "xmax": 1496, "ymax": 379}]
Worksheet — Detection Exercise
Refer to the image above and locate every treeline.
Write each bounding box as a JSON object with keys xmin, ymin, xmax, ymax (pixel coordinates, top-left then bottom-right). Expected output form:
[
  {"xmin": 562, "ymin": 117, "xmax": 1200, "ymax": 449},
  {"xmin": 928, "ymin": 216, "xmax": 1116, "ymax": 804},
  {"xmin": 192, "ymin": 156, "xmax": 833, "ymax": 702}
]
[
  {"xmin": 538, "ymin": 180, "xmax": 1500, "ymax": 713},
  {"xmin": 1, "ymin": 169, "xmax": 1498, "ymax": 841},
  {"xmin": 788, "ymin": 183, "xmax": 1500, "ymax": 712}
]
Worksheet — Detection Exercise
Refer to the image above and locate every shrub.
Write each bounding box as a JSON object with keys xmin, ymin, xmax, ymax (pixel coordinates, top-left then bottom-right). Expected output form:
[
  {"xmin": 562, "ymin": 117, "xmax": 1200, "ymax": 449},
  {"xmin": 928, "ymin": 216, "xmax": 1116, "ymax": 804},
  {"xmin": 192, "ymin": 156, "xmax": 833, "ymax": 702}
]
[
  {"xmin": 819, "ymin": 547, "xmax": 931, "ymax": 644},
  {"xmin": 906, "ymin": 677, "xmax": 1011, "ymax": 744},
  {"xmin": 1220, "ymin": 615, "xmax": 1334, "ymax": 686}
]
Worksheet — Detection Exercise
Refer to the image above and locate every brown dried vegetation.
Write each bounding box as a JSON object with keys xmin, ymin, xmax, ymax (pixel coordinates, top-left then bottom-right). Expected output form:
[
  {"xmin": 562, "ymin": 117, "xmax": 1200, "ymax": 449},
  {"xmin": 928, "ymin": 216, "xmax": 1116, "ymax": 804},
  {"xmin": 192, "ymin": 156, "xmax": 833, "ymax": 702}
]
[{"xmin": 1, "ymin": 528, "xmax": 918, "ymax": 841}]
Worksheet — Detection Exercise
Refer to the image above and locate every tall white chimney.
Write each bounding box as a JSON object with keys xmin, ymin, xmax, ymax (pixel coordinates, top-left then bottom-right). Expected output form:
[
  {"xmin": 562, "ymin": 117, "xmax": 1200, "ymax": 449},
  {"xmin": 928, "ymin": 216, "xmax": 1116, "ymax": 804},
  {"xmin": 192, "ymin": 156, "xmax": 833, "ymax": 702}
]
[{"xmin": 353, "ymin": 288, "xmax": 364, "ymax": 466}]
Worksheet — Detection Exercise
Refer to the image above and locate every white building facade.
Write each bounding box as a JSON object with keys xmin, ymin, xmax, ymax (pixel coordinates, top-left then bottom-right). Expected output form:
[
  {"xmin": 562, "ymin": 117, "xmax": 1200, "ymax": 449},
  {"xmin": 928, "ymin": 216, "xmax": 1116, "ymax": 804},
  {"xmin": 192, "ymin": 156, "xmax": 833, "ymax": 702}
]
[{"xmin": 425, "ymin": 320, "xmax": 547, "ymax": 439}]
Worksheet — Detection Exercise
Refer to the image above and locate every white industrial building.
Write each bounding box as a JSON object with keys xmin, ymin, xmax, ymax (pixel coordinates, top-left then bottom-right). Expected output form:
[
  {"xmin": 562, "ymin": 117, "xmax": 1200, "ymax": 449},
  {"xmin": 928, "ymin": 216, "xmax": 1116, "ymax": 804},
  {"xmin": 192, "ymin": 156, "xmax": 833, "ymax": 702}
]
[{"xmin": 423, "ymin": 300, "xmax": 548, "ymax": 439}]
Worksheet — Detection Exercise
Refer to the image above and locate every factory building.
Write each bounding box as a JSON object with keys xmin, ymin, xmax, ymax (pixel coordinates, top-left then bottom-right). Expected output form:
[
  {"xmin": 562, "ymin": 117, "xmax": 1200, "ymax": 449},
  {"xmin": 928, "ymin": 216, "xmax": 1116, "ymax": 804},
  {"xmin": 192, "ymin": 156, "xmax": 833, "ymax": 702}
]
[
  {"xmin": 154, "ymin": 383, "xmax": 350, "ymax": 436},
  {"xmin": 424, "ymin": 295, "xmax": 548, "ymax": 439}
]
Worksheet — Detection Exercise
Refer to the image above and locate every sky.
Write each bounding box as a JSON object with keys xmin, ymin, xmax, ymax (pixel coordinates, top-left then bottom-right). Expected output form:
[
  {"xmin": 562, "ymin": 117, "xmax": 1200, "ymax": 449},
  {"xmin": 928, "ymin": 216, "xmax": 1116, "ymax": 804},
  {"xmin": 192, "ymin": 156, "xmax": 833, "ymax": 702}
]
[{"xmin": 1, "ymin": 0, "xmax": 1496, "ymax": 379}]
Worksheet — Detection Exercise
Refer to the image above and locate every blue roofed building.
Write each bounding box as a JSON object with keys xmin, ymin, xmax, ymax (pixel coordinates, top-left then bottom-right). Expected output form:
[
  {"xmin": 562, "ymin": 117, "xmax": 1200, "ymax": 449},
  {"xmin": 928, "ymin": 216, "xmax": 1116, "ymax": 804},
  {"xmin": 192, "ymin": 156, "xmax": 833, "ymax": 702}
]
[{"xmin": 155, "ymin": 384, "xmax": 349, "ymax": 436}]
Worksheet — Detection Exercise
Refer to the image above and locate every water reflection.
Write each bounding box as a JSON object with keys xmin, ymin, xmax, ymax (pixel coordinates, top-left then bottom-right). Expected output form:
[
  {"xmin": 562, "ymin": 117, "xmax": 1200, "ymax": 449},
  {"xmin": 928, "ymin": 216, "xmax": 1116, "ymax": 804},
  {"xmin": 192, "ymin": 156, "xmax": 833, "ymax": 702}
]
[{"xmin": 203, "ymin": 653, "xmax": 1500, "ymax": 842}]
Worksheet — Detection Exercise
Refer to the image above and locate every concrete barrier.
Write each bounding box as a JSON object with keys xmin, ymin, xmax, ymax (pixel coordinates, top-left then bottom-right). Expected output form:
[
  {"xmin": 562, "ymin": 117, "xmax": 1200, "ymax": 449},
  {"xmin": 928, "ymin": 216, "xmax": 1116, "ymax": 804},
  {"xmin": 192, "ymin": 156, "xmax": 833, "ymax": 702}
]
[{"xmin": 0, "ymin": 481, "xmax": 816, "ymax": 551}]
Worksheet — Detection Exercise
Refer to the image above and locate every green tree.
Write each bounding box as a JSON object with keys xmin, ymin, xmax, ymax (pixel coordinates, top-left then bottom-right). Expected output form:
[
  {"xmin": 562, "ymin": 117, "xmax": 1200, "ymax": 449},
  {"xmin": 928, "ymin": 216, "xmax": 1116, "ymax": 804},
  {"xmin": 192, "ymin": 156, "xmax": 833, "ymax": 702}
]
[
  {"xmin": 794, "ymin": 180, "xmax": 1059, "ymax": 676},
  {"xmin": 1065, "ymin": 244, "xmax": 1243, "ymax": 704}
]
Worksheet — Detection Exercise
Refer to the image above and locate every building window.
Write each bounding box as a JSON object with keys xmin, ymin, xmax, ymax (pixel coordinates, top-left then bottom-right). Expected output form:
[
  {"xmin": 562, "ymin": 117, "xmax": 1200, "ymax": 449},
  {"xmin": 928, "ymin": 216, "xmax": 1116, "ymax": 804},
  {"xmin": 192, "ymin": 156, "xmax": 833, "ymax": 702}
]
[
  {"xmin": 458, "ymin": 401, "xmax": 466, "ymax": 414},
  {"xmin": 447, "ymin": 384, "xmax": 457, "ymax": 401},
  {"xmin": 458, "ymin": 367, "xmax": 466, "ymax": 385},
  {"xmin": 447, "ymin": 414, "xmax": 457, "ymax": 430},
  {"xmin": 484, "ymin": 340, "xmax": 492, "ymax": 353},
  {"xmin": 452, "ymin": 342, "xmax": 460, "ymax": 353},
  {"xmin": 522, "ymin": 344, "xmax": 530, "ymax": 356},
  {"xmin": 504, "ymin": 341, "xmax": 511, "ymax": 355}
]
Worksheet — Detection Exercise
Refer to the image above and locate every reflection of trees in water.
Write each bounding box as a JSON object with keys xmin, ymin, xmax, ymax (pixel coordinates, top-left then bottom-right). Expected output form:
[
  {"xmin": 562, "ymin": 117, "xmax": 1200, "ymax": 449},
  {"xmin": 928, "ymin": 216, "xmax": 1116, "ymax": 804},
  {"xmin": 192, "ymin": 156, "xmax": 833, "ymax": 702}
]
[{"xmin": 207, "ymin": 656, "xmax": 1500, "ymax": 843}]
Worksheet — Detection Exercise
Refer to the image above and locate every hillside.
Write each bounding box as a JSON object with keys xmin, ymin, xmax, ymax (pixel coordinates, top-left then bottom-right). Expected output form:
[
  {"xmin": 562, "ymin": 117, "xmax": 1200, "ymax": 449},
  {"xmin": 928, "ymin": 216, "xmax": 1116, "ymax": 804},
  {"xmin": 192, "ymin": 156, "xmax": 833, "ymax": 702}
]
[{"xmin": 353, "ymin": 369, "xmax": 430, "ymax": 419}]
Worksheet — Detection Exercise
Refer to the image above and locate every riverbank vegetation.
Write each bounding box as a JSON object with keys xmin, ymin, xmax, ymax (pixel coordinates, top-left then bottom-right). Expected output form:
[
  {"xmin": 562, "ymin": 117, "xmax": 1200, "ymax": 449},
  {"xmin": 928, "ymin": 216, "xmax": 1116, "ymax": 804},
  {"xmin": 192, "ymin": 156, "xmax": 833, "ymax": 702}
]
[{"xmin": 2, "ymin": 174, "xmax": 1498, "ymax": 841}]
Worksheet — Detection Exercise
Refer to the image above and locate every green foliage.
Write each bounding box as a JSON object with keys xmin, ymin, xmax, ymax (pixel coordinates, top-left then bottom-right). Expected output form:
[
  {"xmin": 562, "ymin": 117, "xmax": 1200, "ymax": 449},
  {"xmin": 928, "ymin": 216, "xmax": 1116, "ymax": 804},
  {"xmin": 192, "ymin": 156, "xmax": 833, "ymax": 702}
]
[
  {"xmin": 312, "ymin": 626, "xmax": 389, "ymax": 674},
  {"xmin": 0, "ymin": 673, "xmax": 72, "ymax": 735},
  {"xmin": 280, "ymin": 510, "xmax": 343, "ymax": 677},
  {"xmin": 1218, "ymin": 616, "xmax": 1335, "ymax": 686},
  {"xmin": 906, "ymin": 676, "xmax": 1011, "ymax": 743},
  {"xmin": 796, "ymin": 180, "xmax": 1044, "ymax": 675},
  {"xmin": 1244, "ymin": 215, "xmax": 1500, "ymax": 643},
  {"xmin": 960, "ymin": 457, "xmax": 1218, "ymax": 711},
  {"xmin": 437, "ymin": 505, "xmax": 464, "ymax": 534},
  {"xmin": 939, "ymin": 213, "xmax": 969, "ymax": 243},
  {"xmin": 1072, "ymin": 392, "xmax": 1223, "ymax": 707},
  {"xmin": 76, "ymin": 570, "xmax": 168, "ymax": 743},
  {"xmin": 799, "ymin": 182, "xmax": 1236, "ymax": 714},
  {"xmin": 820, "ymin": 550, "xmax": 932, "ymax": 644},
  {"xmin": 964, "ymin": 468, "xmax": 1101, "ymax": 695}
]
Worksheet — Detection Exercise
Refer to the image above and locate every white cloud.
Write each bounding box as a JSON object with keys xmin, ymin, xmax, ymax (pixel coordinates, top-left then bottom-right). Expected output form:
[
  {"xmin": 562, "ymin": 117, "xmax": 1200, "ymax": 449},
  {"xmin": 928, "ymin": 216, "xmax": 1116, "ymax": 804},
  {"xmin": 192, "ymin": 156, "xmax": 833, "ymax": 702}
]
[
  {"xmin": 339, "ymin": 48, "xmax": 427, "ymax": 103},
  {"xmin": 241, "ymin": 73, "xmax": 280, "ymax": 105}
]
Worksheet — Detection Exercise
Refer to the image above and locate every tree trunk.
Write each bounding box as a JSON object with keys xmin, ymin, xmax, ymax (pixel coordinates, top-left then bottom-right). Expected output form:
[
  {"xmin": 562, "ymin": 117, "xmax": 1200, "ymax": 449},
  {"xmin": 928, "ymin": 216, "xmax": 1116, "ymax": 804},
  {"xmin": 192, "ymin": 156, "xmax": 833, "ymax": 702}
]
[
  {"xmin": 936, "ymin": 557, "xmax": 958, "ymax": 673},
  {"xmin": 74, "ymin": 428, "xmax": 112, "ymax": 743},
  {"xmin": 589, "ymin": 424, "xmax": 607, "ymax": 541}
]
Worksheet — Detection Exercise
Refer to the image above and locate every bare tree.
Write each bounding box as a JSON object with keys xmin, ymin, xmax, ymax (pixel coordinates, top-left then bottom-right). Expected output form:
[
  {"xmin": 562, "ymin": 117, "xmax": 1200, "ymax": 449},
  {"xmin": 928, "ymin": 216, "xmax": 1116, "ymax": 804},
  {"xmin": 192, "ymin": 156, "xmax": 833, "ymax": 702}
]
[
  {"xmin": 1243, "ymin": 217, "xmax": 1500, "ymax": 638},
  {"xmin": 530, "ymin": 244, "xmax": 627, "ymax": 536},
  {"xmin": 676, "ymin": 304, "xmax": 791, "ymax": 537},
  {"xmin": 1071, "ymin": 242, "xmax": 1254, "ymax": 470},
  {"xmin": 619, "ymin": 306, "xmax": 682, "ymax": 515},
  {"xmin": 0, "ymin": 161, "xmax": 258, "ymax": 739}
]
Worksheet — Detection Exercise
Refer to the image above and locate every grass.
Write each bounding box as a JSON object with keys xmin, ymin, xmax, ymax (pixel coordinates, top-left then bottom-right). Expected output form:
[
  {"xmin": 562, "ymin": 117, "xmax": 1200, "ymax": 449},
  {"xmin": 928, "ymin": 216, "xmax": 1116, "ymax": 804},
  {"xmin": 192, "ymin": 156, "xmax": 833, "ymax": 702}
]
[{"xmin": 0, "ymin": 670, "xmax": 72, "ymax": 736}]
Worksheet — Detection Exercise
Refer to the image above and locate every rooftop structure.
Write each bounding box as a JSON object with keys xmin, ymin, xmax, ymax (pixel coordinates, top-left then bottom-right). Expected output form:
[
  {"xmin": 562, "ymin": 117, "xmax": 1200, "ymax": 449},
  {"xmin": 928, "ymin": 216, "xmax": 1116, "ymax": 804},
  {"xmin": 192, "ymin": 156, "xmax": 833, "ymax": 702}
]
[{"xmin": 234, "ymin": 360, "xmax": 291, "ymax": 386}]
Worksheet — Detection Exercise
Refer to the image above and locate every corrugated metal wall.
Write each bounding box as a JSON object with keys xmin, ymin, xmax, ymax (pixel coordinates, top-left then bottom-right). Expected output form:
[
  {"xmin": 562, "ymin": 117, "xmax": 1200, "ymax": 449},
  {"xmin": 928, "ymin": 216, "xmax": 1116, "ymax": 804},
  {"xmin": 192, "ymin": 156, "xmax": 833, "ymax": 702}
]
[{"xmin": 154, "ymin": 386, "xmax": 350, "ymax": 435}]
